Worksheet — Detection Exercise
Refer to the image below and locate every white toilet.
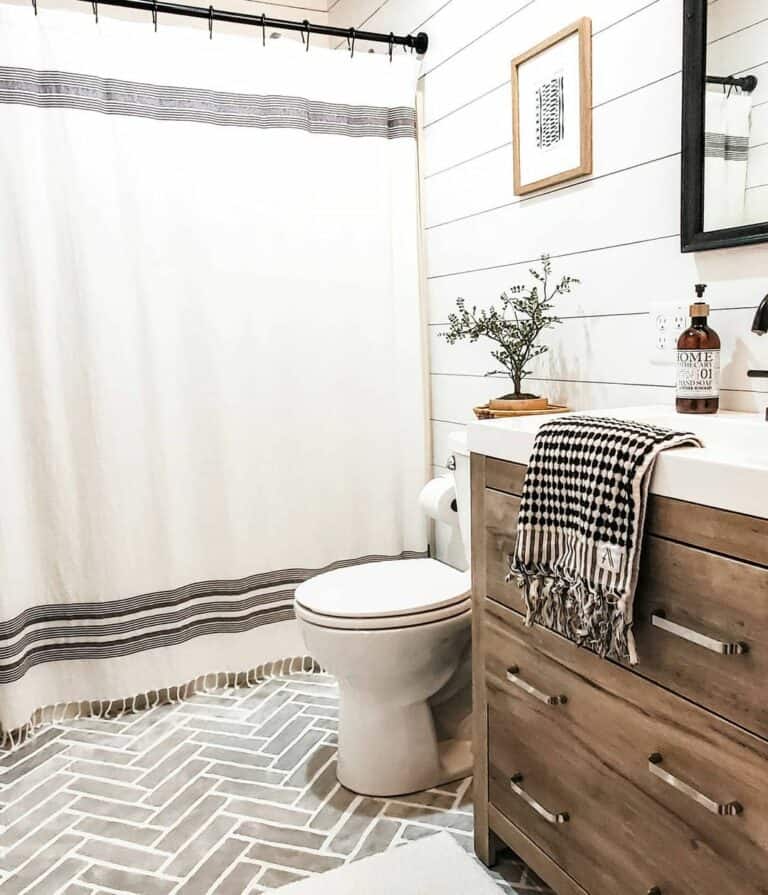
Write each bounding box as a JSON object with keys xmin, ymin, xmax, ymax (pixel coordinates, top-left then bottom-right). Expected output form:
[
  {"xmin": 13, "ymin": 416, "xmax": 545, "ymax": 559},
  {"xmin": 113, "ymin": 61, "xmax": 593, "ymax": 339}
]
[{"xmin": 294, "ymin": 431, "xmax": 472, "ymax": 797}]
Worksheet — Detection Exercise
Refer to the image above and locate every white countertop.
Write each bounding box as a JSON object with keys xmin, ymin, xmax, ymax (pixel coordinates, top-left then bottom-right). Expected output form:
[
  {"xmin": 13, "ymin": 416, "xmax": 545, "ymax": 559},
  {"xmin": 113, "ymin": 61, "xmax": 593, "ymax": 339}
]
[{"xmin": 468, "ymin": 405, "xmax": 768, "ymax": 520}]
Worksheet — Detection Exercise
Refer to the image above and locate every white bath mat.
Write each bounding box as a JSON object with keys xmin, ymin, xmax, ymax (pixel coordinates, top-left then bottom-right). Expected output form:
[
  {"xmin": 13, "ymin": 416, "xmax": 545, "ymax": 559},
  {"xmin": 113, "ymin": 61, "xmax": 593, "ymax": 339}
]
[{"xmin": 278, "ymin": 831, "xmax": 505, "ymax": 894}]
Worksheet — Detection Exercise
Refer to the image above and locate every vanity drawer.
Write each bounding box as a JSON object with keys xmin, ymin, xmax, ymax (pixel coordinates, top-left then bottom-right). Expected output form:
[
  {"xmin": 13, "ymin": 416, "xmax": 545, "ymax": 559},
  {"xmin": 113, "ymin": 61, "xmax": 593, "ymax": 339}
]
[
  {"xmin": 485, "ymin": 599, "xmax": 768, "ymax": 895},
  {"xmin": 633, "ymin": 537, "xmax": 768, "ymax": 738},
  {"xmin": 482, "ymin": 483, "xmax": 768, "ymax": 735},
  {"xmin": 484, "ymin": 487, "xmax": 525, "ymax": 615}
]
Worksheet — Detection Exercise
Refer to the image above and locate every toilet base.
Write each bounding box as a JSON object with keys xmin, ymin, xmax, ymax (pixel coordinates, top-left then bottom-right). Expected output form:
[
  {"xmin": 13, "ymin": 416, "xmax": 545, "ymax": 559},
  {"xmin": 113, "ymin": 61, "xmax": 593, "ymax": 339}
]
[{"xmin": 336, "ymin": 691, "xmax": 472, "ymax": 797}]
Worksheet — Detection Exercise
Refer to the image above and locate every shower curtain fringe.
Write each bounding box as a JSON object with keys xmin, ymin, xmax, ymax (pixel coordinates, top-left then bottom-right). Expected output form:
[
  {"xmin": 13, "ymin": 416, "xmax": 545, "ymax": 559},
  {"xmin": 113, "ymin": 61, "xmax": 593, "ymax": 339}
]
[{"xmin": 0, "ymin": 654, "xmax": 323, "ymax": 752}]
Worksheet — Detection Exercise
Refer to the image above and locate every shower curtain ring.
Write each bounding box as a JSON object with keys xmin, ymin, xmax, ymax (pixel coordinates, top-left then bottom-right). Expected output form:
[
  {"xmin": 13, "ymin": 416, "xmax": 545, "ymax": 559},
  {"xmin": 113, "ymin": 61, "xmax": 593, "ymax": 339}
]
[
  {"xmin": 388, "ymin": 32, "xmax": 394, "ymax": 62},
  {"xmin": 302, "ymin": 19, "xmax": 310, "ymax": 52},
  {"xmin": 349, "ymin": 27, "xmax": 355, "ymax": 58},
  {"xmin": 31, "ymin": 0, "xmax": 37, "ymax": 15},
  {"xmin": 152, "ymin": 0, "xmax": 157, "ymax": 31},
  {"xmin": 92, "ymin": 0, "xmax": 98, "ymax": 22},
  {"xmin": 261, "ymin": 13, "xmax": 266, "ymax": 46},
  {"xmin": 208, "ymin": 4, "xmax": 213, "ymax": 39}
]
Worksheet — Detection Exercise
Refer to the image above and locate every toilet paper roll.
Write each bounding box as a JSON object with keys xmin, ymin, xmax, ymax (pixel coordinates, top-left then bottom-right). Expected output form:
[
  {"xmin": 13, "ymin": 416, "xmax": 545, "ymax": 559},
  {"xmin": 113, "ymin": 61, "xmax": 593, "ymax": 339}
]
[{"xmin": 418, "ymin": 476, "xmax": 458, "ymax": 525}]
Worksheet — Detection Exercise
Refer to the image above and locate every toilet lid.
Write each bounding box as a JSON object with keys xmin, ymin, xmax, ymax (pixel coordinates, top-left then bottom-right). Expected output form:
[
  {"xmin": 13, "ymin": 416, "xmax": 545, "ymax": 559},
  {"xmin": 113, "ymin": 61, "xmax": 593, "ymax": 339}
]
[{"xmin": 294, "ymin": 559, "xmax": 471, "ymax": 620}]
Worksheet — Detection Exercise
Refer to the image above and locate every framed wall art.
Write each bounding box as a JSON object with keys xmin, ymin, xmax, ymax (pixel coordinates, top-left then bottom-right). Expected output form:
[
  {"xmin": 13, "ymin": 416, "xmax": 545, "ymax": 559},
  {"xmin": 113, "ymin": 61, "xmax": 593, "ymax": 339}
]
[{"xmin": 511, "ymin": 18, "xmax": 593, "ymax": 196}]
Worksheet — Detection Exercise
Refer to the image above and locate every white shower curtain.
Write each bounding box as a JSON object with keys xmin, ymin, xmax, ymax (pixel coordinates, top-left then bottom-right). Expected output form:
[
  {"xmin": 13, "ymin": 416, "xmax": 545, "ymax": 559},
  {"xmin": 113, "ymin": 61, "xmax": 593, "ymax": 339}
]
[
  {"xmin": 0, "ymin": 6, "xmax": 428, "ymax": 743},
  {"xmin": 704, "ymin": 89, "xmax": 753, "ymax": 231}
]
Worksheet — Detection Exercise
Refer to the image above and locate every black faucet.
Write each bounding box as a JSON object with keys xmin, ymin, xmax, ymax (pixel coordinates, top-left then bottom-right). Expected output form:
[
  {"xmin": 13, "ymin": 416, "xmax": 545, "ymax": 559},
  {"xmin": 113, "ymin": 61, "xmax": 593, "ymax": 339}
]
[{"xmin": 748, "ymin": 294, "xmax": 768, "ymax": 419}]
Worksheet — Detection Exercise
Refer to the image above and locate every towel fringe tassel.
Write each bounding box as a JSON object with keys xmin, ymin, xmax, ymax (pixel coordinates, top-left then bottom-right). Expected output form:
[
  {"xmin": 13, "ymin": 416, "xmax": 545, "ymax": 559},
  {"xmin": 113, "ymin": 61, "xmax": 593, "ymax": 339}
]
[
  {"xmin": 0, "ymin": 654, "xmax": 323, "ymax": 754},
  {"xmin": 509, "ymin": 567, "xmax": 637, "ymax": 664}
]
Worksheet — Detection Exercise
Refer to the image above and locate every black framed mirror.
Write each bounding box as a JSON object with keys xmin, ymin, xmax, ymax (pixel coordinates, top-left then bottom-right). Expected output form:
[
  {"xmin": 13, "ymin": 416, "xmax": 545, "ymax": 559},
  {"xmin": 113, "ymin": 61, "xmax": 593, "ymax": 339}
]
[{"xmin": 681, "ymin": 0, "xmax": 768, "ymax": 252}]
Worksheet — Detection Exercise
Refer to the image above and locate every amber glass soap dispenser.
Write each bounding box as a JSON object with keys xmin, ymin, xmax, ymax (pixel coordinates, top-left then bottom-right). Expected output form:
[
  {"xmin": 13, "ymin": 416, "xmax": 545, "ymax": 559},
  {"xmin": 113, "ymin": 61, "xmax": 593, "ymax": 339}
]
[{"xmin": 676, "ymin": 284, "xmax": 721, "ymax": 414}]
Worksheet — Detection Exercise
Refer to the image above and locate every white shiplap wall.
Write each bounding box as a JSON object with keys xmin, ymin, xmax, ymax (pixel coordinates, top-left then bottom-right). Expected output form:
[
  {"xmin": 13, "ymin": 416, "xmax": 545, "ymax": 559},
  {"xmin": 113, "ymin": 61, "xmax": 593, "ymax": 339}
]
[{"xmin": 329, "ymin": 0, "xmax": 768, "ymax": 475}]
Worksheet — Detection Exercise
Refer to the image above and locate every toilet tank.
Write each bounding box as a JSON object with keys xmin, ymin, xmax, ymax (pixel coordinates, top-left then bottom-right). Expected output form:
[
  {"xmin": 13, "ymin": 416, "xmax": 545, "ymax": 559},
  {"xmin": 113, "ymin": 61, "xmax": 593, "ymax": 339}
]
[{"xmin": 447, "ymin": 430, "xmax": 471, "ymax": 561}]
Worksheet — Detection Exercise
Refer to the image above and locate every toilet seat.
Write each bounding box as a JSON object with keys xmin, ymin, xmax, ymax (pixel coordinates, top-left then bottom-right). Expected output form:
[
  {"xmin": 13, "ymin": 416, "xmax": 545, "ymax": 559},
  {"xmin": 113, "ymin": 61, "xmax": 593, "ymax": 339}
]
[{"xmin": 294, "ymin": 558, "xmax": 471, "ymax": 631}]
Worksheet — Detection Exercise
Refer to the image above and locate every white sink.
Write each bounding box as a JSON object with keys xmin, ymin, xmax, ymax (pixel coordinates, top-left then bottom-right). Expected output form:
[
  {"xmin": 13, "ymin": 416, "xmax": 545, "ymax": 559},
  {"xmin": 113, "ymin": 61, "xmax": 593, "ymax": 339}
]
[{"xmin": 468, "ymin": 405, "xmax": 768, "ymax": 520}]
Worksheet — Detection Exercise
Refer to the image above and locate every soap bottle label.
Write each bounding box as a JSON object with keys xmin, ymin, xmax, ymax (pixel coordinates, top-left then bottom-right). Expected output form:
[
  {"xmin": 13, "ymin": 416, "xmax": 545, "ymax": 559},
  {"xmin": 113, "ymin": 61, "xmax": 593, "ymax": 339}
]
[{"xmin": 676, "ymin": 349, "xmax": 721, "ymax": 399}]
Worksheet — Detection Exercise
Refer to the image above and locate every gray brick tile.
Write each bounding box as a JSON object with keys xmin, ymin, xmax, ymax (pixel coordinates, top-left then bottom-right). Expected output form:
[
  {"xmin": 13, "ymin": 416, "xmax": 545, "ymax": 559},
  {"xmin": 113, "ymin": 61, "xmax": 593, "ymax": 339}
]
[
  {"xmin": 0, "ymin": 811, "xmax": 79, "ymax": 873},
  {"xmin": 385, "ymin": 803, "xmax": 474, "ymax": 833},
  {"xmin": 328, "ymin": 798, "xmax": 382, "ymax": 855},
  {"xmin": 0, "ymin": 671, "xmax": 552, "ymax": 895},
  {"xmin": 299, "ymin": 705, "xmax": 339, "ymax": 720},
  {"xmin": 0, "ymin": 727, "xmax": 64, "ymax": 769},
  {"xmin": 176, "ymin": 703, "xmax": 250, "ymax": 722},
  {"xmin": 80, "ymin": 863, "xmax": 176, "ymax": 895},
  {"xmin": 391, "ymin": 789, "xmax": 460, "ymax": 812},
  {"xmin": 176, "ymin": 836, "xmax": 249, "ymax": 893},
  {"xmin": 65, "ymin": 760, "xmax": 144, "ymax": 785},
  {"xmin": 61, "ymin": 743, "xmax": 137, "ymax": 766},
  {"xmin": 207, "ymin": 762, "xmax": 285, "ymax": 786},
  {"xmin": 69, "ymin": 795, "xmax": 156, "ymax": 825},
  {"xmin": 283, "ymin": 680, "xmax": 337, "ymax": 695},
  {"xmin": 257, "ymin": 867, "xmax": 306, "ymax": 888},
  {"xmin": 23, "ymin": 857, "xmax": 88, "ymax": 895},
  {"xmin": 66, "ymin": 776, "xmax": 145, "ymax": 803},
  {"xmin": 223, "ymin": 799, "xmax": 311, "ymax": 827},
  {"xmin": 246, "ymin": 842, "xmax": 344, "ymax": 874},
  {"xmin": 264, "ymin": 717, "xmax": 315, "ymax": 758},
  {"xmin": 247, "ymin": 698, "xmax": 296, "ymax": 734},
  {"xmin": 236, "ymin": 820, "xmax": 326, "ymax": 850},
  {"xmin": 0, "ymin": 833, "xmax": 82, "ymax": 895},
  {"xmin": 77, "ymin": 837, "xmax": 166, "ymax": 872},
  {"xmin": 294, "ymin": 760, "xmax": 339, "ymax": 812},
  {"xmin": 128, "ymin": 722, "xmax": 188, "ymax": 760},
  {"xmin": 0, "ymin": 789, "xmax": 77, "ymax": 850},
  {"xmin": 162, "ymin": 811, "xmax": 237, "ymax": 878},
  {"xmin": 0, "ymin": 741, "xmax": 69, "ymax": 785},
  {"xmin": 273, "ymin": 729, "xmax": 326, "ymax": 772},
  {"xmin": 309, "ymin": 784, "xmax": 358, "ymax": 833},
  {"xmin": 72, "ymin": 816, "xmax": 162, "ymax": 848},
  {"xmin": 129, "ymin": 729, "xmax": 191, "ymax": 770},
  {"xmin": 212, "ymin": 860, "xmax": 262, "ymax": 894},
  {"xmin": 143, "ymin": 759, "xmax": 212, "ymax": 809},
  {"xmin": 283, "ymin": 745, "xmax": 334, "ymax": 789},
  {"xmin": 135, "ymin": 743, "xmax": 203, "ymax": 789},
  {"xmin": 215, "ymin": 778, "xmax": 300, "ymax": 806},
  {"xmin": 59, "ymin": 728, "xmax": 136, "ymax": 750},
  {"xmin": 290, "ymin": 694, "xmax": 339, "ymax": 708},
  {"xmin": 155, "ymin": 794, "xmax": 226, "ymax": 854},
  {"xmin": 307, "ymin": 717, "xmax": 336, "ymax": 731},
  {"xmin": 238, "ymin": 678, "xmax": 286, "ymax": 705},
  {"xmin": 353, "ymin": 817, "xmax": 400, "ymax": 861},
  {"xmin": 0, "ymin": 756, "xmax": 71, "ymax": 804},
  {"xmin": 184, "ymin": 718, "xmax": 254, "ymax": 737},
  {"xmin": 198, "ymin": 745, "xmax": 273, "ymax": 769}
]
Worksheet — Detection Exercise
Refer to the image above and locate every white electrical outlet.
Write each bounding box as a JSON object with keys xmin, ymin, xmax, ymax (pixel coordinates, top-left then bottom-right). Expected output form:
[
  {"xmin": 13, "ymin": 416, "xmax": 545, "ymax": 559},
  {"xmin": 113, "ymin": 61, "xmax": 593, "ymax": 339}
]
[{"xmin": 649, "ymin": 301, "xmax": 688, "ymax": 366}]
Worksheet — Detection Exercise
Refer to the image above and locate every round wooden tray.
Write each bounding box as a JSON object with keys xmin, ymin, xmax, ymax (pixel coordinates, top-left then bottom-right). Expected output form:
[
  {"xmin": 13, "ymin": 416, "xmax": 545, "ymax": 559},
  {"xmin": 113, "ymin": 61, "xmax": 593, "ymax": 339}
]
[{"xmin": 473, "ymin": 403, "xmax": 570, "ymax": 420}]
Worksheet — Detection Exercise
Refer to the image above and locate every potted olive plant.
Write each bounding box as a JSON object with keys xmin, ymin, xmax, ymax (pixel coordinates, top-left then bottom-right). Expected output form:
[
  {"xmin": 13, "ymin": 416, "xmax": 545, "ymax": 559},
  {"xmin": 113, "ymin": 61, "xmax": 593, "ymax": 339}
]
[{"xmin": 441, "ymin": 254, "xmax": 579, "ymax": 417}]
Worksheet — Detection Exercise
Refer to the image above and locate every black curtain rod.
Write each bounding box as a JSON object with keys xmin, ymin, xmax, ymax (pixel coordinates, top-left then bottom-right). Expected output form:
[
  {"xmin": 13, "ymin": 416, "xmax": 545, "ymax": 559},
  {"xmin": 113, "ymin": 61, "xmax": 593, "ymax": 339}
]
[
  {"xmin": 68, "ymin": 0, "xmax": 429, "ymax": 53},
  {"xmin": 706, "ymin": 74, "xmax": 758, "ymax": 93}
]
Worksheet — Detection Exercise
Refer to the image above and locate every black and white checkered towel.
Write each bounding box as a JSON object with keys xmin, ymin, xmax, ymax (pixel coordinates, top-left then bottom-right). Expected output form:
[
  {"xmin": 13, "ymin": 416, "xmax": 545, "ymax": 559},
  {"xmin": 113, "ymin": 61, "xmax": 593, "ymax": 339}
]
[{"xmin": 508, "ymin": 415, "xmax": 702, "ymax": 664}]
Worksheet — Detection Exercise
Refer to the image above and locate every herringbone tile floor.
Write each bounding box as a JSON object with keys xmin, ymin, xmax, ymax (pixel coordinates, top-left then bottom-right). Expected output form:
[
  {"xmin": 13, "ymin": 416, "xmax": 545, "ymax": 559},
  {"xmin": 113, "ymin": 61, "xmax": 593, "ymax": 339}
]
[{"xmin": 0, "ymin": 670, "xmax": 553, "ymax": 894}]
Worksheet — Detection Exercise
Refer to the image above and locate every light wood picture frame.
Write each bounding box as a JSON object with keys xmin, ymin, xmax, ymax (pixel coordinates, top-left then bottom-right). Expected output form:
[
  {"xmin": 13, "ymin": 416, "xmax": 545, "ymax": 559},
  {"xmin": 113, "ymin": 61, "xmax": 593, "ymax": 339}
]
[{"xmin": 511, "ymin": 18, "xmax": 592, "ymax": 196}]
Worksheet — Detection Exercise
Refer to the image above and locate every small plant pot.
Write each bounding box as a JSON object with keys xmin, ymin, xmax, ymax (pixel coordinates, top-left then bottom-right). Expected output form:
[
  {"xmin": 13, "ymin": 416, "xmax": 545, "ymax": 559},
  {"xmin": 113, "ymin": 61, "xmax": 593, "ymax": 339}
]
[{"xmin": 488, "ymin": 395, "xmax": 549, "ymax": 412}]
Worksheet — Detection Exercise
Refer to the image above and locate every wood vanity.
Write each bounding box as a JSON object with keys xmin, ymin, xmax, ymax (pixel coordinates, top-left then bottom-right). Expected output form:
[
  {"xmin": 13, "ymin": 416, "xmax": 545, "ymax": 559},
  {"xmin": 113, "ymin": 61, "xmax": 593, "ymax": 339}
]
[{"xmin": 471, "ymin": 454, "xmax": 768, "ymax": 895}]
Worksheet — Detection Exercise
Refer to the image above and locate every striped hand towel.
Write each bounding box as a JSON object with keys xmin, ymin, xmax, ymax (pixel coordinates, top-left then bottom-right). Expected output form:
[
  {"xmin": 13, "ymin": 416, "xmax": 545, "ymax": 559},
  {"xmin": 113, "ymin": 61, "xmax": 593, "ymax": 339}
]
[{"xmin": 508, "ymin": 415, "xmax": 702, "ymax": 664}]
